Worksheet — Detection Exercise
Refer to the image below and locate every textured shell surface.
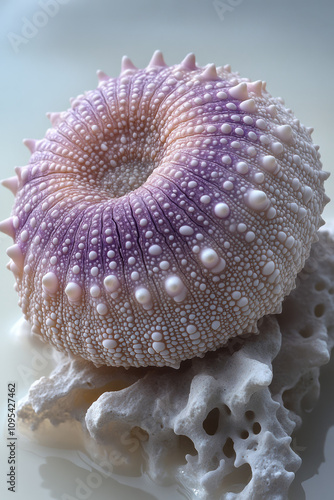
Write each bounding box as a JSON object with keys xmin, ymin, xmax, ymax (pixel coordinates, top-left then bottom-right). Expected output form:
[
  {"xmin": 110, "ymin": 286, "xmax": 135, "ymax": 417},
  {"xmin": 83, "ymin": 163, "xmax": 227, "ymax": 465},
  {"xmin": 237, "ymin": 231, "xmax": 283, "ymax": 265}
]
[{"xmin": 1, "ymin": 51, "xmax": 328, "ymax": 368}]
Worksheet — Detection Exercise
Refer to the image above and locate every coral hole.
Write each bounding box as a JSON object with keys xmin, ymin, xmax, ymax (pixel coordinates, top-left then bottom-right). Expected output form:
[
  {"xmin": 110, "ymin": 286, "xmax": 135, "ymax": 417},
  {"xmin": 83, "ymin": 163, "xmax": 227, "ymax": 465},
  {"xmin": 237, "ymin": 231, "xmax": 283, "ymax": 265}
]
[
  {"xmin": 223, "ymin": 404, "xmax": 232, "ymax": 416},
  {"xmin": 245, "ymin": 410, "xmax": 255, "ymax": 421},
  {"xmin": 202, "ymin": 407, "xmax": 220, "ymax": 435},
  {"xmin": 314, "ymin": 303, "xmax": 325, "ymax": 317},
  {"xmin": 223, "ymin": 437, "xmax": 236, "ymax": 459},
  {"xmin": 178, "ymin": 435, "xmax": 198, "ymax": 464},
  {"xmin": 315, "ymin": 280, "xmax": 326, "ymax": 291},
  {"xmin": 223, "ymin": 463, "xmax": 252, "ymax": 493},
  {"xmin": 299, "ymin": 326, "xmax": 314, "ymax": 338},
  {"xmin": 240, "ymin": 430, "xmax": 249, "ymax": 439},
  {"xmin": 252, "ymin": 422, "xmax": 261, "ymax": 435}
]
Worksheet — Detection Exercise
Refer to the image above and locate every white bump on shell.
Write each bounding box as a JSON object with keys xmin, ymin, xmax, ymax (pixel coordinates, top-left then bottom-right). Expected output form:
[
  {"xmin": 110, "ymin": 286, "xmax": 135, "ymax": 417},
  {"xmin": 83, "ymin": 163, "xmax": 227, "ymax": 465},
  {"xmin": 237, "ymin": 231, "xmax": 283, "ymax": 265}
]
[
  {"xmin": 200, "ymin": 195, "xmax": 211, "ymax": 204},
  {"xmin": 102, "ymin": 338, "xmax": 117, "ymax": 349},
  {"xmin": 271, "ymin": 142, "xmax": 284, "ymax": 155},
  {"xmin": 214, "ymin": 202, "xmax": 230, "ymax": 218},
  {"xmin": 246, "ymin": 189, "xmax": 269, "ymax": 211},
  {"xmin": 97, "ymin": 303, "xmax": 108, "ymax": 315},
  {"xmin": 42, "ymin": 272, "xmax": 58, "ymax": 294},
  {"xmin": 211, "ymin": 258, "xmax": 226, "ymax": 274},
  {"xmin": 303, "ymin": 186, "xmax": 313, "ymax": 204},
  {"xmin": 152, "ymin": 331, "xmax": 162, "ymax": 341},
  {"xmin": 236, "ymin": 162, "xmax": 249, "ymax": 174},
  {"xmin": 90, "ymin": 285, "xmax": 101, "ymax": 298},
  {"xmin": 104, "ymin": 275, "xmax": 120, "ymax": 292},
  {"xmin": 148, "ymin": 244, "xmax": 162, "ymax": 256},
  {"xmin": 165, "ymin": 276, "xmax": 185, "ymax": 297},
  {"xmin": 152, "ymin": 341, "xmax": 166, "ymax": 353},
  {"xmin": 275, "ymin": 124, "xmax": 293, "ymax": 143},
  {"xmin": 262, "ymin": 155, "xmax": 277, "ymax": 173},
  {"xmin": 65, "ymin": 282, "xmax": 82, "ymax": 301},
  {"xmin": 262, "ymin": 261, "xmax": 275, "ymax": 276},
  {"xmin": 159, "ymin": 261, "xmax": 170, "ymax": 270},
  {"xmin": 135, "ymin": 287, "xmax": 152, "ymax": 304},
  {"xmin": 221, "ymin": 124, "xmax": 231, "ymax": 134},
  {"xmin": 200, "ymin": 248, "xmax": 220, "ymax": 269},
  {"xmin": 179, "ymin": 225, "xmax": 194, "ymax": 236}
]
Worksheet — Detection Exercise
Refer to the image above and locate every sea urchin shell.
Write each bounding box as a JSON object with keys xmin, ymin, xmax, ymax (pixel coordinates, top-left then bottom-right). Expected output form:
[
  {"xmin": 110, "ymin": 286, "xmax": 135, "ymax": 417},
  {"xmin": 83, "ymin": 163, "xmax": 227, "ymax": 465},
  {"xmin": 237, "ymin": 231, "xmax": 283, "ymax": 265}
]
[{"xmin": 2, "ymin": 51, "xmax": 329, "ymax": 368}]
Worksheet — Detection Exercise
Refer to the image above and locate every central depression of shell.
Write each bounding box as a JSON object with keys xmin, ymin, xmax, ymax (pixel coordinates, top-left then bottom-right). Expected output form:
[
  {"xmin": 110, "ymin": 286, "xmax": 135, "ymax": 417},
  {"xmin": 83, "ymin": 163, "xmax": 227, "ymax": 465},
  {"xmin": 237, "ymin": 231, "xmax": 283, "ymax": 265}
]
[{"xmin": 6, "ymin": 52, "xmax": 327, "ymax": 368}]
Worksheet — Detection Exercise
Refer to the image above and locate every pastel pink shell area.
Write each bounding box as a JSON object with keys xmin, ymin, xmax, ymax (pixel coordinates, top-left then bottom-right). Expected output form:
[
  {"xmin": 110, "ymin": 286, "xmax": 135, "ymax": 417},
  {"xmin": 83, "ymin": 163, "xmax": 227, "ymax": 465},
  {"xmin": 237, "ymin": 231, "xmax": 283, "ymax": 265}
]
[{"xmin": 3, "ymin": 52, "xmax": 328, "ymax": 368}]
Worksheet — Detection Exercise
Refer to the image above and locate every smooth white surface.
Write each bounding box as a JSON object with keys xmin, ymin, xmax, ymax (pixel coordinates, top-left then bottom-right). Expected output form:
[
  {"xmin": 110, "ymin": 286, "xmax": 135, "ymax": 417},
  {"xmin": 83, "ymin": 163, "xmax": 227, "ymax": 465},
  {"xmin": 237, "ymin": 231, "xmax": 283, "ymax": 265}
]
[{"xmin": 0, "ymin": 1, "xmax": 333, "ymax": 499}]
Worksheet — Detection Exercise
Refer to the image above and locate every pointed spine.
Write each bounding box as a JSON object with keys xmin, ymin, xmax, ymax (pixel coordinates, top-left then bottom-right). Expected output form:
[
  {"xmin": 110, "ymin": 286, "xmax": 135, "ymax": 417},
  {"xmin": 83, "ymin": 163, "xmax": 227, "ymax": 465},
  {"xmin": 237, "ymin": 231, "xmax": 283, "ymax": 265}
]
[
  {"xmin": 96, "ymin": 70, "xmax": 109, "ymax": 84},
  {"xmin": 323, "ymin": 193, "xmax": 331, "ymax": 205},
  {"xmin": 14, "ymin": 166, "xmax": 28, "ymax": 183},
  {"xmin": 319, "ymin": 170, "xmax": 330, "ymax": 181},
  {"xmin": 0, "ymin": 218, "xmax": 15, "ymax": 239},
  {"xmin": 6, "ymin": 244, "xmax": 24, "ymax": 274},
  {"xmin": 1, "ymin": 176, "xmax": 19, "ymax": 195},
  {"xmin": 229, "ymin": 82, "xmax": 249, "ymax": 100},
  {"xmin": 240, "ymin": 99, "xmax": 257, "ymax": 113},
  {"xmin": 148, "ymin": 50, "xmax": 167, "ymax": 68},
  {"xmin": 23, "ymin": 138, "xmax": 37, "ymax": 153},
  {"xmin": 247, "ymin": 80, "xmax": 263, "ymax": 96},
  {"xmin": 180, "ymin": 53, "xmax": 196, "ymax": 71},
  {"xmin": 121, "ymin": 56, "xmax": 137, "ymax": 74},
  {"xmin": 199, "ymin": 64, "xmax": 219, "ymax": 82},
  {"xmin": 9, "ymin": 262, "xmax": 21, "ymax": 278},
  {"xmin": 46, "ymin": 112, "xmax": 63, "ymax": 127}
]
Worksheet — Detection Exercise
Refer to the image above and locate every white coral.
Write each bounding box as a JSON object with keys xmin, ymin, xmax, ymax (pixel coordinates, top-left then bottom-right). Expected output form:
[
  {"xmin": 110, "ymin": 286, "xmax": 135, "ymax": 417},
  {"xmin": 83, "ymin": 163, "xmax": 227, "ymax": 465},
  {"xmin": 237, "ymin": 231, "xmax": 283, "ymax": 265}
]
[{"xmin": 17, "ymin": 230, "xmax": 334, "ymax": 499}]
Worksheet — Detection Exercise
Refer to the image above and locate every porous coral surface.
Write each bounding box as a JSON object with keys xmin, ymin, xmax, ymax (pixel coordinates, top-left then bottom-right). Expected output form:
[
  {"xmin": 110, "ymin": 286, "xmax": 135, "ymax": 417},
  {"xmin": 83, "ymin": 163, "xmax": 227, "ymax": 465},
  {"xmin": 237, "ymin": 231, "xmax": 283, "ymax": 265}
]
[{"xmin": 17, "ymin": 229, "xmax": 334, "ymax": 499}]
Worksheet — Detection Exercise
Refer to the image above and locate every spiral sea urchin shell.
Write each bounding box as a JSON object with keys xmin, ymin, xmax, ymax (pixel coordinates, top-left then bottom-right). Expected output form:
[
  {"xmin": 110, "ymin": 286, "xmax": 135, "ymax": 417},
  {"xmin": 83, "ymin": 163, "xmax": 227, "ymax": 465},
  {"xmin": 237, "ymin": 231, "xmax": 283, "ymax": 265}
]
[{"xmin": 1, "ymin": 51, "xmax": 329, "ymax": 368}]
